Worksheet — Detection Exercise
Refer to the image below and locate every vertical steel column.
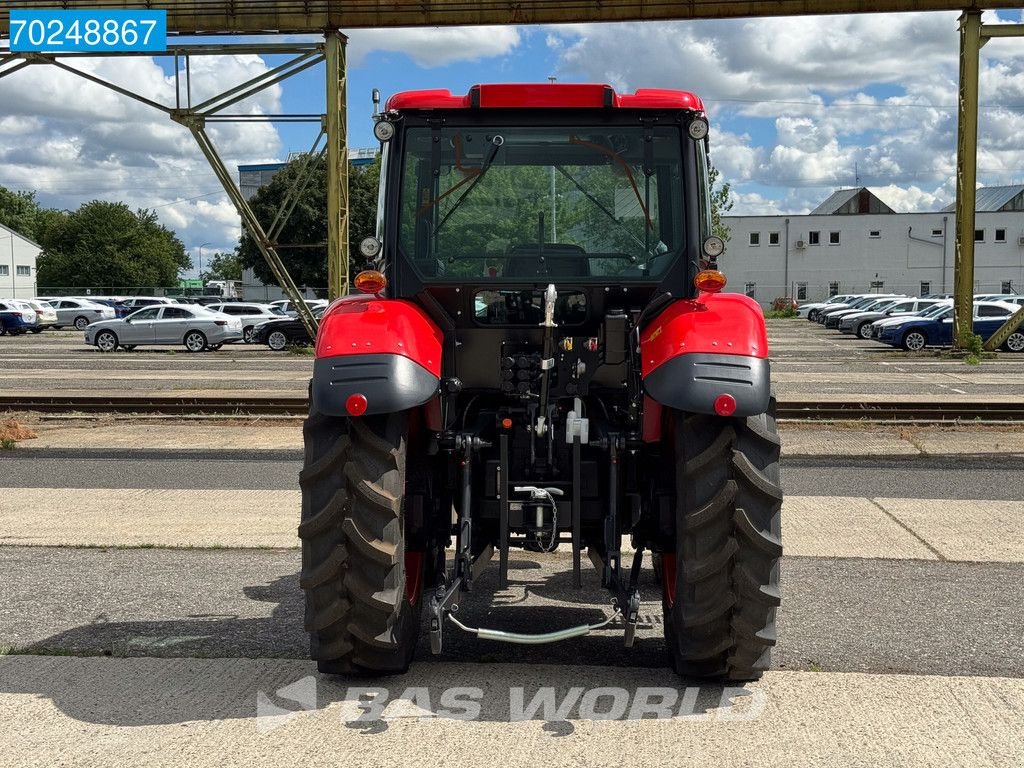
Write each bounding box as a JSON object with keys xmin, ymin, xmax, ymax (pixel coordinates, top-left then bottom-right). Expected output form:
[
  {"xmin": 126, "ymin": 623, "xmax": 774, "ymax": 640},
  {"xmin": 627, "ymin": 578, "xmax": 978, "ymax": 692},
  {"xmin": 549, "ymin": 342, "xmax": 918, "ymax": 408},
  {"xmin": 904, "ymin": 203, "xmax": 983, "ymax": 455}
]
[
  {"xmin": 953, "ymin": 10, "xmax": 982, "ymax": 348},
  {"xmin": 325, "ymin": 31, "xmax": 349, "ymax": 300}
]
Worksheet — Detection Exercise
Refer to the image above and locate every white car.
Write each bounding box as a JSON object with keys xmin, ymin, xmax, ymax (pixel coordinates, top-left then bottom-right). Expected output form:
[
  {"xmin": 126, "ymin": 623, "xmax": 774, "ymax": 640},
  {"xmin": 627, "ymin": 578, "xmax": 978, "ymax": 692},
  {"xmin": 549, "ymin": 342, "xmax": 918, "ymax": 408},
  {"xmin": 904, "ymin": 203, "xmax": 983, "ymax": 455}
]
[
  {"xmin": 269, "ymin": 299, "xmax": 328, "ymax": 318},
  {"xmin": 798, "ymin": 294, "xmax": 874, "ymax": 320},
  {"xmin": 206, "ymin": 302, "xmax": 286, "ymax": 343},
  {"xmin": 24, "ymin": 299, "xmax": 57, "ymax": 331},
  {"xmin": 46, "ymin": 297, "xmax": 116, "ymax": 330}
]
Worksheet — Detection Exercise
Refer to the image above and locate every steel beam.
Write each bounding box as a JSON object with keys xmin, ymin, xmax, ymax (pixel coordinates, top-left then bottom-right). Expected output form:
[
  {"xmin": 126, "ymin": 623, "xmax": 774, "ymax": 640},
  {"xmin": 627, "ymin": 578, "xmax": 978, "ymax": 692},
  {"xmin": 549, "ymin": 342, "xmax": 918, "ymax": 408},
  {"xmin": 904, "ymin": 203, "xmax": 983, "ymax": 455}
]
[
  {"xmin": 0, "ymin": 1, "xmax": 1003, "ymax": 35},
  {"xmin": 983, "ymin": 306, "xmax": 1024, "ymax": 352},
  {"xmin": 325, "ymin": 31, "xmax": 349, "ymax": 300},
  {"xmin": 952, "ymin": 10, "xmax": 981, "ymax": 350}
]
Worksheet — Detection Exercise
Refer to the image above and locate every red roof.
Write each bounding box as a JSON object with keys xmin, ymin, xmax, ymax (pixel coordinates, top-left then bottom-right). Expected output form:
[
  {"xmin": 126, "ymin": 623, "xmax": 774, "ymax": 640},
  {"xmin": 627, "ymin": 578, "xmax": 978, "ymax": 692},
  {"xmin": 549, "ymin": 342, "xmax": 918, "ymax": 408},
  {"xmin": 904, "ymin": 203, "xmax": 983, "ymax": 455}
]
[{"xmin": 386, "ymin": 84, "xmax": 704, "ymax": 112}]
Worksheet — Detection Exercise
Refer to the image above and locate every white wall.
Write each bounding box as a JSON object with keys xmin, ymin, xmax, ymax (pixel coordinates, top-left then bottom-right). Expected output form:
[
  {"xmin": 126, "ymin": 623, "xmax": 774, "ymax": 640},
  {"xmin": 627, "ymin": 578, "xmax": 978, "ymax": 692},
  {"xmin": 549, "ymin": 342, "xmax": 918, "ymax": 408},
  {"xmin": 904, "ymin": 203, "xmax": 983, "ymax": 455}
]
[
  {"xmin": 721, "ymin": 211, "xmax": 1024, "ymax": 304},
  {"xmin": 0, "ymin": 224, "xmax": 39, "ymax": 300}
]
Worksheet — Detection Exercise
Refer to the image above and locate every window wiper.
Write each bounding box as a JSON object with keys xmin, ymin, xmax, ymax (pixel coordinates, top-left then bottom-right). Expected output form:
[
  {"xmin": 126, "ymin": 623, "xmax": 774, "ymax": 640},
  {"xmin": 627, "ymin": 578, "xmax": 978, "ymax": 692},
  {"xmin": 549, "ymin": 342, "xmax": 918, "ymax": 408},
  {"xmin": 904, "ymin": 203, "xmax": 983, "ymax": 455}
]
[{"xmin": 432, "ymin": 135, "xmax": 503, "ymax": 237}]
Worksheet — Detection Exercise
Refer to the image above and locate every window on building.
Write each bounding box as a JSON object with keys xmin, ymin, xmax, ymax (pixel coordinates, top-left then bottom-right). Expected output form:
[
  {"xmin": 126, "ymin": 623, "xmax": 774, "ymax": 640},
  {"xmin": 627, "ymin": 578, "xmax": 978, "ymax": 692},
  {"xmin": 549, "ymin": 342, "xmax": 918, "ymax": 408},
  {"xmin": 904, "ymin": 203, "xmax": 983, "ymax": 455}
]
[
  {"xmin": 869, "ymin": 230, "xmax": 881, "ymax": 239},
  {"xmin": 931, "ymin": 229, "xmax": 943, "ymax": 237},
  {"xmin": 768, "ymin": 232, "xmax": 780, "ymax": 246},
  {"xmin": 744, "ymin": 282, "xmax": 756, "ymax": 297},
  {"xmin": 808, "ymin": 231, "xmax": 820, "ymax": 245},
  {"xmin": 0, "ymin": 265, "xmax": 8, "ymax": 276},
  {"xmin": 871, "ymin": 280, "xmax": 885, "ymax": 291},
  {"xmin": 16, "ymin": 265, "xmax": 30, "ymax": 277},
  {"xmin": 995, "ymin": 229, "xmax": 1006, "ymax": 243},
  {"xmin": 829, "ymin": 231, "xmax": 841, "ymax": 245},
  {"xmin": 1002, "ymin": 280, "xmax": 1014, "ymax": 294},
  {"xmin": 797, "ymin": 283, "xmax": 808, "ymax": 301},
  {"xmin": 974, "ymin": 229, "xmax": 985, "ymax": 242},
  {"xmin": 920, "ymin": 281, "xmax": 931, "ymax": 296},
  {"xmin": 829, "ymin": 282, "xmax": 840, "ymax": 297},
  {"xmin": 749, "ymin": 232, "xmax": 760, "ymax": 246}
]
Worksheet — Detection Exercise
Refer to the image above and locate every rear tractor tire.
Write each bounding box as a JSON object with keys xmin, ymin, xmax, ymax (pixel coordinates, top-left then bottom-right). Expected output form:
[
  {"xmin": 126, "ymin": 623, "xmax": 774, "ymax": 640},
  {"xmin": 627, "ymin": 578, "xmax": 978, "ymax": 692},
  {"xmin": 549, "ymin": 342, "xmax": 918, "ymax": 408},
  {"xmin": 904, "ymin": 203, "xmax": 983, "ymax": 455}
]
[
  {"xmin": 661, "ymin": 398, "xmax": 782, "ymax": 682},
  {"xmin": 299, "ymin": 407, "xmax": 424, "ymax": 675}
]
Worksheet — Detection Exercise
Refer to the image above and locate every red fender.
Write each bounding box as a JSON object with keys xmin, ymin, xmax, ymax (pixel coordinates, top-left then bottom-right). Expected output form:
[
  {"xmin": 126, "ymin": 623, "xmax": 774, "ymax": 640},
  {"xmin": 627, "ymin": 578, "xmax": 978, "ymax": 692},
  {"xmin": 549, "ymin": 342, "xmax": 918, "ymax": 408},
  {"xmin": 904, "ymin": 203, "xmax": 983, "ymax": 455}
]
[
  {"xmin": 311, "ymin": 295, "xmax": 443, "ymax": 417},
  {"xmin": 640, "ymin": 292, "xmax": 770, "ymax": 434}
]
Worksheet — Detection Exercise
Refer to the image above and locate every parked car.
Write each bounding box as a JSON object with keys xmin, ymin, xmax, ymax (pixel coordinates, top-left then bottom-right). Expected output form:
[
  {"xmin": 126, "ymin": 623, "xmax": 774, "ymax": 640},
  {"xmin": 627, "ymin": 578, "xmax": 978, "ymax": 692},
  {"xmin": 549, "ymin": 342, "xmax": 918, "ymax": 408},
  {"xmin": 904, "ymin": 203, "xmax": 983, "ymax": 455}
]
[
  {"xmin": 23, "ymin": 299, "xmax": 57, "ymax": 331},
  {"xmin": 824, "ymin": 297, "xmax": 903, "ymax": 329},
  {"xmin": 118, "ymin": 296, "xmax": 179, "ymax": 312},
  {"xmin": 840, "ymin": 298, "xmax": 944, "ymax": 338},
  {"xmin": 252, "ymin": 307, "xmax": 326, "ymax": 351},
  {"xmin": 876, "ymin": 301, "xmax": 1019, "ymax": 351},
  {"xmin": 798, "ymin": 294, "xmax": 864, "ymax": 320},
  {"xmin": 867, "ymin": 301, "xmax": 952, "ymax": 339},
  {"xmin": 45, "ymin": 297, "xmax": 117, "ymax": 329},
  {"xmin": 817, "ymin": 295, "xmax": 905, "ymax": 324},
  {"xmin": 84, "ymin": 304, "xmax": 243, "ymax": 352},
  {"xmin": 205, "ymin": 302, "xmax": 286, "ymax": 343},
  {"xmin": 0, "ymin": 300, "xmax": 39, "ymax": 335},
  {"xmin": 269, "ymin": 298, "xmax": 328, "ymax": 318}
]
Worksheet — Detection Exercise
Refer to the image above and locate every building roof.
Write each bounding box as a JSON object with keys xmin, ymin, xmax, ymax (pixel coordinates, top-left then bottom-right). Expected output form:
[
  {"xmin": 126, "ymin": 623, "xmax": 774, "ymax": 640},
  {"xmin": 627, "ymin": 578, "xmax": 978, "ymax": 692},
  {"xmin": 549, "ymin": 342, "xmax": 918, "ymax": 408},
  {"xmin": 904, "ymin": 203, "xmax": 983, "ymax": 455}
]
[
  {"xmin": 940, "ymin": 185, "xmax": 1024, "ymax": 212},
  {"xmin": 810, "ymin": 188, "xmax": 895, "ymax": 215},
  {"xmin": 0, "ymin": 221, "xmax": 41, "ymax": 249}
]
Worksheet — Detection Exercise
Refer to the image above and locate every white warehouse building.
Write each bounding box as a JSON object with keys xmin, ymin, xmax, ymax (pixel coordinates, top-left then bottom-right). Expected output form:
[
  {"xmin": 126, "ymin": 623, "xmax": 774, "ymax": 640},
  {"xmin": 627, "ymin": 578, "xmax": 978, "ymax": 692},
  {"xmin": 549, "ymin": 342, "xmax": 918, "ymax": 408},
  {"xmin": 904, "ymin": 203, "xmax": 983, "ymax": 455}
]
[
  {"xmin": 722, "ymin": 186, "xmax": 1024, "ymax": 305},
  {"xmin": 0, "ymin": 222, "xmax": 40, "ymax": 300}
]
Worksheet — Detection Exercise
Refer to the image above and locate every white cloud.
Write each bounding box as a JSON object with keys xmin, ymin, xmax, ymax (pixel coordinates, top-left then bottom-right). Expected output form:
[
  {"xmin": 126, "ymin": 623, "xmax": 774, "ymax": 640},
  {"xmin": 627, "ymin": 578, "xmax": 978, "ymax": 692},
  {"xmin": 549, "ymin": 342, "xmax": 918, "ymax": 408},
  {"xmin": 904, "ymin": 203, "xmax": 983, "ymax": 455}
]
[
  {"xmin": 549, "ymin": 12, "xmax": 1024, "ymax": 212},
  {"xmin": 347, "ymin": 27, "xmax": 521, "ymax": 68}
]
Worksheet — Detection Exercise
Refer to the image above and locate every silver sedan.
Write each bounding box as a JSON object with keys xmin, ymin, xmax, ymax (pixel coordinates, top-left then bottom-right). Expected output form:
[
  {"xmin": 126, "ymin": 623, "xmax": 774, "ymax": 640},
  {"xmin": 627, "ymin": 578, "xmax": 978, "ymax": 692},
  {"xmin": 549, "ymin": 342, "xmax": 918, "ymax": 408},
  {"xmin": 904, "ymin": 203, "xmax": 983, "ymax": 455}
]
[{"xmin": 84, "ymin": 305, "xmax": 243, "ymax": 352}]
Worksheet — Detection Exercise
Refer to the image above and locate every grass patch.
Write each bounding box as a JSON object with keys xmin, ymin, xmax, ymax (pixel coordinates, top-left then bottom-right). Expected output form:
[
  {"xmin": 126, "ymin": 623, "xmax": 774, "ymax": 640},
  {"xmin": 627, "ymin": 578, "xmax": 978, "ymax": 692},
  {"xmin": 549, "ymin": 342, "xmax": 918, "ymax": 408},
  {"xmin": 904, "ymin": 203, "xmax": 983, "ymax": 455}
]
[
  {"xmin": 287, "ymin": 345, "xmax": 315, "ymax": 356},
  {"xmin": 765, "ymin": 308, "xmax": 798, "ymax": 319}
]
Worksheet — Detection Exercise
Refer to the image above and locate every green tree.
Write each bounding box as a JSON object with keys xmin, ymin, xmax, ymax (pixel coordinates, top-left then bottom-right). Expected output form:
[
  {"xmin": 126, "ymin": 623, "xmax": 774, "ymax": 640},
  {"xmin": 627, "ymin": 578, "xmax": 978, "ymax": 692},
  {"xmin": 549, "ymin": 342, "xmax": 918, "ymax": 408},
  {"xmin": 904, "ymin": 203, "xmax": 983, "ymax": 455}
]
[
  {"xmin": 200, "ymin": 251, "xmax": 243, "ymax": 282},
  {"xmin": 709, "ymin": 164, "xmax": 734, "ymax": 244},
  {"xmin": 238, "ymin": 155, "xmax": 381, "ymax": 291},
  {"xmin": 36, "ymin": 201, "xmax": 190, "ymax": 288},
  {"xmin": 0, "ymin": 186, "xmax": 42, "ymax": 241}
]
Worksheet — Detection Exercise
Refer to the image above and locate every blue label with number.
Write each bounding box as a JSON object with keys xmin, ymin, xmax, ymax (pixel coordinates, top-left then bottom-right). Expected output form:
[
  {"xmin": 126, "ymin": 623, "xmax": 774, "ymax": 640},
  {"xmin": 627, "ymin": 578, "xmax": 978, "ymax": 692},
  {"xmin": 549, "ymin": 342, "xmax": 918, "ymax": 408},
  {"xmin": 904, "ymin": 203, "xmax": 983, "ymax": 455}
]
[{"xmin": 9, "ymin": 10, "xmax": 167, "ymax": 53}]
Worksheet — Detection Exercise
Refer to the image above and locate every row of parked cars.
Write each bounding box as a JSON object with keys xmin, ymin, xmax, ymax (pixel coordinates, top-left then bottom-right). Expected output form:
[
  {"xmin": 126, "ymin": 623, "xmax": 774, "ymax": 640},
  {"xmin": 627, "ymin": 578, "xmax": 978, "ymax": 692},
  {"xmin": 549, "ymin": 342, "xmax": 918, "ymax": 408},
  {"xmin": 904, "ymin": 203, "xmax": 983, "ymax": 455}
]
[
  {"xmin": 0, "ymin": 294, "xmax": 328, "ymax": 352},
  {"xmin": 799, "ymin": 293, "xmax": 1024, "ymax": 351}
]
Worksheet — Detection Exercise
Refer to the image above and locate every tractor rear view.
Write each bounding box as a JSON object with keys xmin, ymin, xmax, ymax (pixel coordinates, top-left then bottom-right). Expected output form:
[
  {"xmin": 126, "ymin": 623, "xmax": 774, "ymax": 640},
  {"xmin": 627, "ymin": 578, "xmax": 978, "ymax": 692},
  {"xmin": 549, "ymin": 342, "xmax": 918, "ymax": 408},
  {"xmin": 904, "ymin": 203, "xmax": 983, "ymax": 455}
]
[{"xmin": 300, "ymin": 83, "xmax": 781, "ymax": 681}]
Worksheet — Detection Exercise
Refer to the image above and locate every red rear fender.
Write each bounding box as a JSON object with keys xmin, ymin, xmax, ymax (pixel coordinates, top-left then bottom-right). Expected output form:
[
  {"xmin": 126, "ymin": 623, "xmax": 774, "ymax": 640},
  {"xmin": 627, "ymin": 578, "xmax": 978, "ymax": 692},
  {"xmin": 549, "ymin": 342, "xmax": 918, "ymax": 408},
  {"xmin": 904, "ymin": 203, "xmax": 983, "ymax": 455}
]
[
  {"xmin": 312, "ymin": 296, "xmax": 443, "ymax": 417},
  {"xmin": 640, "ymin": 293, "xmax": 770, "ymax": 422}
]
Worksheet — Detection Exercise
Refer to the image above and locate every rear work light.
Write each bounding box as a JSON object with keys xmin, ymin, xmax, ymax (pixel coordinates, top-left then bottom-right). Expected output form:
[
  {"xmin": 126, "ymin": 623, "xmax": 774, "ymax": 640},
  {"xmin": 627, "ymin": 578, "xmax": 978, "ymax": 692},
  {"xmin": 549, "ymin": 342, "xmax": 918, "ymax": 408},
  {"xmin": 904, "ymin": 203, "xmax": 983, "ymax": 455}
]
[
  {"xmin": 694, "ymin": 269, "xmax": 727, "ymax": 293},
  {"xmin": 354, "ymin": 270, "xmax": 387, "ymax": 294}
]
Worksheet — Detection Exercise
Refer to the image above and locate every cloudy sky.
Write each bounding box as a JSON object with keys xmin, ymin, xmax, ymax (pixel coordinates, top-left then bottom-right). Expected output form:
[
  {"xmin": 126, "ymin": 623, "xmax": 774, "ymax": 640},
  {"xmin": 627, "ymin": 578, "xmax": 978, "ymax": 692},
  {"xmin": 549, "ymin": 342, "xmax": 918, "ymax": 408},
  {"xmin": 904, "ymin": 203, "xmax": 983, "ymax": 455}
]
[{"xmin": 2, "ymin": 9, "xmax": 1023, "ymax": 274}]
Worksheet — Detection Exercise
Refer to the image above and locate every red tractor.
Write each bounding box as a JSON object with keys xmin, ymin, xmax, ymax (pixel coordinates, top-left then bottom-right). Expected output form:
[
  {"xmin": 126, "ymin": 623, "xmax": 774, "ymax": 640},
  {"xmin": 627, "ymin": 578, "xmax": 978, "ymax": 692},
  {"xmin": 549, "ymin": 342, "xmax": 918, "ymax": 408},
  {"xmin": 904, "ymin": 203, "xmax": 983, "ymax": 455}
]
[{"xmin": 300, "ymin": 83, "xmax": 781, "ymax": 681}]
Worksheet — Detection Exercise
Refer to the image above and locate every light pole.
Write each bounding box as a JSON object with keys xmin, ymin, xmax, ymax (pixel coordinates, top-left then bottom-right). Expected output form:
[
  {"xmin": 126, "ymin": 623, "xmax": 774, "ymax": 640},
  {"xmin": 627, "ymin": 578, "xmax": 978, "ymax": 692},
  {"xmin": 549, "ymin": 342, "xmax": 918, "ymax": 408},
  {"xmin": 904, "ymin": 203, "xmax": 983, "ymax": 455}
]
[{"xmin": 198, "ymin": 242, "xmax": 212, "ymax": 280}]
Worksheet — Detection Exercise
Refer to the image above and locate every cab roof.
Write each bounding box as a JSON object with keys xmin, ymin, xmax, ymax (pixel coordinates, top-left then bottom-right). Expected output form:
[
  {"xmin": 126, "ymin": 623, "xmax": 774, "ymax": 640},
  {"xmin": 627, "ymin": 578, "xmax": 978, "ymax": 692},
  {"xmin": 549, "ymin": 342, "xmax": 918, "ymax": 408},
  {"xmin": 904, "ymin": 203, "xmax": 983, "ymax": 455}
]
[{"xmin": 385, "ymin": 83, "xmax": 704, "ymax": 112}]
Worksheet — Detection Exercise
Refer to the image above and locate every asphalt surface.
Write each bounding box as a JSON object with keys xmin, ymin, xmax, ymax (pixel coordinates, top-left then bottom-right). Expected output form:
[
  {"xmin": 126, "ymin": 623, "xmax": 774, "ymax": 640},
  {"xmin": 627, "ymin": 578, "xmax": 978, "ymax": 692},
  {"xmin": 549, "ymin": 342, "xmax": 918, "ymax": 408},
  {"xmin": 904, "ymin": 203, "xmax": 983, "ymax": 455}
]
[
  {"xmin": 2, "ymin": 546, "xmax": 1021, "ymax": 679},
  {"xmin": 4, "ymin": 451, "xmax": 1023, "ymax": 499}
]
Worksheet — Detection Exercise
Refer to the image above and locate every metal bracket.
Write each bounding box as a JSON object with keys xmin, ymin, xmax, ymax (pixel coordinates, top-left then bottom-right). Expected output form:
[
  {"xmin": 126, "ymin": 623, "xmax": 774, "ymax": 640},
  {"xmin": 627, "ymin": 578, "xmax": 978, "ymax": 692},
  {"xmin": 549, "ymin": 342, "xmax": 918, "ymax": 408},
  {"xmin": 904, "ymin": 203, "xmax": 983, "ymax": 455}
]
[{"xmin": 447, "ymin": 609, "xmax": 620, "ymax": 646}]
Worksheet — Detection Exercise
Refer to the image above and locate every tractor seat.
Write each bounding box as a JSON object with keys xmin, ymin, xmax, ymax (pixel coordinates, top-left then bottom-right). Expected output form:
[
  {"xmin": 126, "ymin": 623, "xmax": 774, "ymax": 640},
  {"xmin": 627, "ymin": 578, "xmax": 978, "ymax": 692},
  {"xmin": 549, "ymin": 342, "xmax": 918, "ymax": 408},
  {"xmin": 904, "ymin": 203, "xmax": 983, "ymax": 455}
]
[{"xmin": 505, "ymin": 244, "xmax": 590, "ymax": 278}]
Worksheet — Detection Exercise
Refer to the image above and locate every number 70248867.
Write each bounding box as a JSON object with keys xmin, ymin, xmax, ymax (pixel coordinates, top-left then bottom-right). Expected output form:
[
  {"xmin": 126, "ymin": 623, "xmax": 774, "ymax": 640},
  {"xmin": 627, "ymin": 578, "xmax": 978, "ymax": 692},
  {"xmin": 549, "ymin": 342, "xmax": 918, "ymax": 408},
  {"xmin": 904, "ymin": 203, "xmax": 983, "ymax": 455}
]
[{"xmin": 9, "ymin": 10, "xmax": 167, "ymax": 53}]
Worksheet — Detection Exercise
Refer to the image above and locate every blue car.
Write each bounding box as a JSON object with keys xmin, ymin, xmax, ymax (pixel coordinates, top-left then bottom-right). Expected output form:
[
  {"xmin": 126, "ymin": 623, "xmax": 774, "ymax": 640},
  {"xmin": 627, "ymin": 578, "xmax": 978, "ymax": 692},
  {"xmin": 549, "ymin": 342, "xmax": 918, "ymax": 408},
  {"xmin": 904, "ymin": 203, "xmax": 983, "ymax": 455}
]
[
  {"xmin": 878, "ymin": 301, "xmax": 1020, "ymax": 351},
  {"xmin": 0, "ymin": 299, "xmax": 40, "ymax": 335}
]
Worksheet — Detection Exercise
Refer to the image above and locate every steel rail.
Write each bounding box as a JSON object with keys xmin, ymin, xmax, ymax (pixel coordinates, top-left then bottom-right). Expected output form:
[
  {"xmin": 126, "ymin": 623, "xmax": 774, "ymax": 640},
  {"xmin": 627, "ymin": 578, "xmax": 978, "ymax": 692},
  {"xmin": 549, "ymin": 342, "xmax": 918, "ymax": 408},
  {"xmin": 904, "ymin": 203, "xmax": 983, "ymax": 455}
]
[{"xmin": 3, "ymin": 395, "xmax": 1024, "ymax": 422}]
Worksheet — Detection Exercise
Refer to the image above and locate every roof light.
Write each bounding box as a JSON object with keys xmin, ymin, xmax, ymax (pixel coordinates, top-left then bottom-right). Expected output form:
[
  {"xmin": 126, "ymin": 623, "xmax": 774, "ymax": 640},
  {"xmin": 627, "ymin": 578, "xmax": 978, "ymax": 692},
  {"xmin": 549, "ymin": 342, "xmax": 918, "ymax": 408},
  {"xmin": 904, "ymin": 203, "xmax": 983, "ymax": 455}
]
[
  {"xmin": 354, "ymin": 270, "xmax": 387, "ymax": 295},
  {"xmin": 373, "ymin": 119, "xmax": 395, "ymax": 142},
  {"xmin": 703, "ymin": 236, "xmax": 725, "ymax": 259},
  {"xmin": 359, "ymin": 236, "xmax": 382, "ymax": 259},
  {"xmin": 688, "ymin": 118, "xmax": 709, "ymax": 140},
  {"xmin": 695, "ymin": 269, "xmax": 727, "ymax": 293}
]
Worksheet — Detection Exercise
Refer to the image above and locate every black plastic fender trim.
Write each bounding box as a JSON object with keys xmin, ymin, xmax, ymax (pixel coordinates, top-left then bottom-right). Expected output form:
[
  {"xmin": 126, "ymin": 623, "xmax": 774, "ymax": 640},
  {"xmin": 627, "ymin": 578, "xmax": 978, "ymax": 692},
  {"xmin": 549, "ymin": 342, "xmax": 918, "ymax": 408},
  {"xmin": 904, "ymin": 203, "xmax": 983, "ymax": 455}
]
[
  {"xmin": 643, "ymin": 353, "xmax": 770, "ymax": 417},
  {"xmin": 312, "ymin": 353, "xmax": 440, "ymax": 417}
]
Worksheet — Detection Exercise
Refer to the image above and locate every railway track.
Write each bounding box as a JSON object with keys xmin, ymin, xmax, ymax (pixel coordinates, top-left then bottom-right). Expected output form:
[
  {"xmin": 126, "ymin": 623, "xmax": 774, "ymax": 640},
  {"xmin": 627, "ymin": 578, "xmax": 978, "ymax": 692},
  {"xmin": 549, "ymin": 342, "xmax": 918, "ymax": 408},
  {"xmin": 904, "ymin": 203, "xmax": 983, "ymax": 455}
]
[{"xmin": 3, "ymin": 395, "xmax": 1024, "ymax": 422}]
